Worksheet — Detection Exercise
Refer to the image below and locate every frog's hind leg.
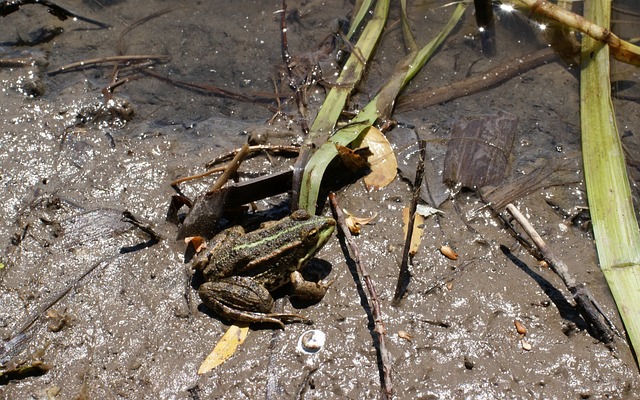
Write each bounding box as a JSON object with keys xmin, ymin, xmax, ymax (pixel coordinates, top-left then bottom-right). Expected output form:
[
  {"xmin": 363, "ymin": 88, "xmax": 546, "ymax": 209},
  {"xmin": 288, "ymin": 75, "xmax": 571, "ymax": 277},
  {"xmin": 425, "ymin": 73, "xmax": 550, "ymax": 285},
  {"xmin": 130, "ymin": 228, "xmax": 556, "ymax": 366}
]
[{"xmin": 199, "ymin": 276, "xmax": 310, "ymax": 328}]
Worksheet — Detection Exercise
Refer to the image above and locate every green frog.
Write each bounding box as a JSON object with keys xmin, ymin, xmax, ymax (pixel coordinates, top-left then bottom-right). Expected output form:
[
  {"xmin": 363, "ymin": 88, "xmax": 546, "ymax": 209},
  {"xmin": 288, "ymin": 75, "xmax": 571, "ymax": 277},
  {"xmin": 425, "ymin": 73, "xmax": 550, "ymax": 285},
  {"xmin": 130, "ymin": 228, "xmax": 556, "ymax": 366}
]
[{"xmin": 193, "ymin": 210, "xmax": 336, "ymax": 328}]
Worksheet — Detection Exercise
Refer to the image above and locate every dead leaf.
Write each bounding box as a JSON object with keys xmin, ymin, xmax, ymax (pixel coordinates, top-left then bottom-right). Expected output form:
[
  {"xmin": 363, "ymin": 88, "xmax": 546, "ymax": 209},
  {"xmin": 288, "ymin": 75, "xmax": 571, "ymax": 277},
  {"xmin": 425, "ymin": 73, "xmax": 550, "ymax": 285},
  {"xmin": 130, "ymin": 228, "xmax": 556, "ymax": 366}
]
[
  {"xmin": 335, "ymin": 143, "xmax": 372, "ymax": 172},
  {"xmin": 185, "ymin": 236, "xmax": 207, "ymax": 253},
  {"xmin": 344, "ymin": 209, "xmax": 377, "ymax": 234},
  {"xmin": 361, "ymin": 126, "xmax": 398, "ymax": 190},
  {"xmin": 198, "ymin": 323, "xmax": 249, "ymax": 374},
  {"xmin": 402, "ymin": 207, "xmax": 425, "ymax": 255},
  {"xmin": 398, "ymin": 330, "xmax": 414, "ymax": 342}
]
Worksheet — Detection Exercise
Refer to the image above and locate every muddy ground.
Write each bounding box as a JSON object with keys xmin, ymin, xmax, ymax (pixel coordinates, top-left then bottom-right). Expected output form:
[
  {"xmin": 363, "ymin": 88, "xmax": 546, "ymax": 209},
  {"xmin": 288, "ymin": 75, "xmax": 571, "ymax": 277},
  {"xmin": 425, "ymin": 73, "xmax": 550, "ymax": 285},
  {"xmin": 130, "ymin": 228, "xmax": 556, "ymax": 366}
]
[{"xmin": 1, "ymin": 0, "xmax": 640, "ymax": 399}]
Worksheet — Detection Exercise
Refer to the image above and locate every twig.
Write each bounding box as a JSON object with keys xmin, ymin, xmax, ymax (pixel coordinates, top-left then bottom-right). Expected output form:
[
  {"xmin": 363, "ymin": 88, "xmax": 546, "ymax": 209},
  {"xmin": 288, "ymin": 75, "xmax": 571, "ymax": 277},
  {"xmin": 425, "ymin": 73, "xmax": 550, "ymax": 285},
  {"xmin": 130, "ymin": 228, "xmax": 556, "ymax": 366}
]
[
  {"xmin": 424, "ymin": 260, "xmax": 474, "ymax": 295},
  {"xmin": 329, "ymin": 193, "xmax": 393, "ymax": 399},
  {"xmin": 48, "ymin": 55, "xmax": 171, "ymax": 75},
  {"xmin": 505, "ymin": 203, "xmax": 617, "ymax": 343},
  {"xmin": 143, "ymin": 69, "xmax": 281, "ymax": 104},
  {"xmin": 205, "ymin": 144, "xmax": 299, "ymax": 169},
  {"xmin": 209, "ymin": 143, "xmax": 251, "ymax": 193},
  {"xmin": 13, "ymin": 256, "xmax": 114, "ymax": 337},
  {"xmin": 393, "ymin": 140, "xmax": 427, "ymax": 304},
  {"xmin": 396, "ymin": 48, "xmax": 556, "ymax": 112},
  {"xmin": 117, "ymin": 8, "xmax": 174, "ymax": 55},
  {"xmin": 171, "ymin": 166, "xmax": 226, "ymax": 187}
]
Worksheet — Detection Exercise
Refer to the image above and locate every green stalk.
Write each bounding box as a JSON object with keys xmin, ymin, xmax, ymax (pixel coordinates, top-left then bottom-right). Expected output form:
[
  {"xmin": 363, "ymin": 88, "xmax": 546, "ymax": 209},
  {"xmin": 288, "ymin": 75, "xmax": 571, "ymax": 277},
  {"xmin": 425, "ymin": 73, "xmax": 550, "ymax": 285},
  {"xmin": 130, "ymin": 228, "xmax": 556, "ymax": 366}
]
[
  {"xmin": 299, "ymin": 3, "xmax": 467, "ymax": 212},
  {"xmin": 309, "ymin": 0, "xmax": 389, "ymax": 146},
  {"xmin": 581, "ymin": 0, "xmax": 640, "ymax": 360}
]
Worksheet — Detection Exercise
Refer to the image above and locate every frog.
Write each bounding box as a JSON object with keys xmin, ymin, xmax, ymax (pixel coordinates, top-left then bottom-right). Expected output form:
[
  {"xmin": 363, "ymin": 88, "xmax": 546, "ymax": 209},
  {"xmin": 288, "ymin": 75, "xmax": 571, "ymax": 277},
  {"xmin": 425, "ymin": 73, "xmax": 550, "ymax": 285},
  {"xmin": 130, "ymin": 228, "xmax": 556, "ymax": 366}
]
[{"xmin": 192, "ymin": 210, "xmax": 336, "ymax": 328}]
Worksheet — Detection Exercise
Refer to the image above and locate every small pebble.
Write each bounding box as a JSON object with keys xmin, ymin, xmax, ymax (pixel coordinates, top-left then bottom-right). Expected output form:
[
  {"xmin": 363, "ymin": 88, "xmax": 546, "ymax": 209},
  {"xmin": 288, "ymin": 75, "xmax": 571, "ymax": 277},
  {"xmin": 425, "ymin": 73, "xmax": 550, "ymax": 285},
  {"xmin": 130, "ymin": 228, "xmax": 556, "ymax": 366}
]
[{"xmin": 521, "ymin": 339, "xmax": 532, "ymax": 351}]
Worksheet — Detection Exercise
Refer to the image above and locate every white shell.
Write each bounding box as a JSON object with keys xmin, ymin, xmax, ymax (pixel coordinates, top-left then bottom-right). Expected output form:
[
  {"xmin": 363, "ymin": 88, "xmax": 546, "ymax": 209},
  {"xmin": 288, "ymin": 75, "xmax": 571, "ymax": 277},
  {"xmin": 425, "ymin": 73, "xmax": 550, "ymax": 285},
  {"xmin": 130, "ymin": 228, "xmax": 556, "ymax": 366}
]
[{"xmin": 297, "ymin": 330, "xmax": 326, "ymax": 354}]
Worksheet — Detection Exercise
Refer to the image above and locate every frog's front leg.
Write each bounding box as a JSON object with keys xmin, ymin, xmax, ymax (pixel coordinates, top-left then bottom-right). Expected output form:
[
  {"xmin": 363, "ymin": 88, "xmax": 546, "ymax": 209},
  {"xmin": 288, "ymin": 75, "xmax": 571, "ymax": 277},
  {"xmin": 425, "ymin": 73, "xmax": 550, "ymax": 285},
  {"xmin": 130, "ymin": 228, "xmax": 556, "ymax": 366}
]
[
  {"xmin": 289, "ymin": 271, "xmax": 333, "ymax": 303},
  {"xmin": 198, "ymin": 276, "xmax": 311, "ymax": 329}
]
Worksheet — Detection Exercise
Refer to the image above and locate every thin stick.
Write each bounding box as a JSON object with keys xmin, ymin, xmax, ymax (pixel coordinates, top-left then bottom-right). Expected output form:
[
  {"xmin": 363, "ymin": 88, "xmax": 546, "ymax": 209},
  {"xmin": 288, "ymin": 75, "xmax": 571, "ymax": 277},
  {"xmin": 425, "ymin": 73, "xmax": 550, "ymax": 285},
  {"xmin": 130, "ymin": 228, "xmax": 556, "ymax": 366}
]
[
  {"xmin": 505, "ymin": 203, "xmax": 616, "ymax": 343},
  {"xmin": 205, "ymin": 144, "xmax": 299, "ymax": 168},
  {"xmin": 393, "ymin": 140, "xmax": 427, "ymax": 304},
  {"xmin": 143, "ymin": 69, "xmax": 280, "ymax": 103},
  {"xmin": 170, "ymin": 166, "xmax": 226, "ymax": 187},
  {"xmin": 329, "ymin": 193, "xmax": 393, "ymax": 399},
  {"xmin": 209, "ymin": 144, "xmax": 251, "ymax": 193},
  {"xmin": 48, "ymin": 55, "xmax": 171, "ymax": 75}
]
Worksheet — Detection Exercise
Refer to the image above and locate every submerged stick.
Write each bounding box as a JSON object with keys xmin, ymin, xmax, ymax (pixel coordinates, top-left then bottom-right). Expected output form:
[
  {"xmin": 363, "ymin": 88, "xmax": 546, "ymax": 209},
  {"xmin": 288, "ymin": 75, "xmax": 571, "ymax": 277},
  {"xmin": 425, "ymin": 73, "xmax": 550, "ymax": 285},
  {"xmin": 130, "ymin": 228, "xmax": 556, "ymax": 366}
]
[
  {"xmin": 505, "ymin": 203, "xmax": 616, "ymax": 343},
  {"xmin": 48, "ymin": 55, "xmax": 171, "ymax": 75},
  {"xmin": 396, "ymin": 48, "xmax": 556, "ymax": 112},
  {"xmin": 329, "ymin": 193, "xmax": 393, "ymax": 399}
]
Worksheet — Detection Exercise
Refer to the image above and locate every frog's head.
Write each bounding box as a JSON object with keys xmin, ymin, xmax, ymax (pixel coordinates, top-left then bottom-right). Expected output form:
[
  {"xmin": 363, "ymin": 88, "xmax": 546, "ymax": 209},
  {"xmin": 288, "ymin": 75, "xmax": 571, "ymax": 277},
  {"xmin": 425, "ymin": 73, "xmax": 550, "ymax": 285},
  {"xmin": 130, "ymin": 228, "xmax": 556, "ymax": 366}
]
[{"xmin": 291, "ymin": 211, "xmax": 336, "ymax": 269}]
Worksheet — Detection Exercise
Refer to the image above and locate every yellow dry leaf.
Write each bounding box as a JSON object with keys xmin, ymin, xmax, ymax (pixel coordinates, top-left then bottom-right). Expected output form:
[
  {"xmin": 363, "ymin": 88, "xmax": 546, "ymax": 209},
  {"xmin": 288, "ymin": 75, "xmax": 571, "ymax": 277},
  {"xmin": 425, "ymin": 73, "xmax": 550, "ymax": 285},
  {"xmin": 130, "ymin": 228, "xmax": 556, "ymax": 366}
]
[
  {"xmin": 362, "ymin": 126, "xmax": 398, "ymax": 190},
  {"xmin": 344, "ymin": 209, "xmax": 377, "ymax": 234},
  {"xmin": 402, "ymin": 207, "xmax": 425, "ymax": 255},
  {"xmin": 197, "ymin": 323, "xmax": 249, "ymax": 374}
]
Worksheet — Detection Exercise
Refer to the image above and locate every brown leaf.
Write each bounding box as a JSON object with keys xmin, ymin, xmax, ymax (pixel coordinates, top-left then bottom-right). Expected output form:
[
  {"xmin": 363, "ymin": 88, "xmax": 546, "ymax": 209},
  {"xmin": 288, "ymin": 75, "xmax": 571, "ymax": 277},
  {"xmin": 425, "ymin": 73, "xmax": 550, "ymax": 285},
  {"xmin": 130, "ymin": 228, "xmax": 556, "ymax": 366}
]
[
  {"xmin": 198, "ymin": 323, "xmax": 250, "ymax": 374},
  {"xmin": 402, "ymin": 207, "xmax": 425, "ymax": 255},
  {"xmin": 185, "ymin": 236, "xmax": 207, "ymax": 253},
  {"xmin": 335, "ymin": 143, "xmax": 372, "ymax": 172},
  {"xmin": 362, "ymin": 126, "xmax": 398, "ymax": 190}
]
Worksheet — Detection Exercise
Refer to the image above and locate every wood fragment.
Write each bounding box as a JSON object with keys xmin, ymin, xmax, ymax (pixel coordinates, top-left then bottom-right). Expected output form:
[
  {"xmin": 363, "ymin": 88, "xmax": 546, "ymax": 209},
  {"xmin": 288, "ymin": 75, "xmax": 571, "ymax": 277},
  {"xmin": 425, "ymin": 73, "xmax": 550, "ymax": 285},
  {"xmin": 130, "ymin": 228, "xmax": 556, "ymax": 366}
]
[
  {"xmin": 505, "ymin": 203, "xmax": 616, "ymax": 343},
  {"xmin": 329, "ymin": 193, "xmax": 393, "ymax": 399}
]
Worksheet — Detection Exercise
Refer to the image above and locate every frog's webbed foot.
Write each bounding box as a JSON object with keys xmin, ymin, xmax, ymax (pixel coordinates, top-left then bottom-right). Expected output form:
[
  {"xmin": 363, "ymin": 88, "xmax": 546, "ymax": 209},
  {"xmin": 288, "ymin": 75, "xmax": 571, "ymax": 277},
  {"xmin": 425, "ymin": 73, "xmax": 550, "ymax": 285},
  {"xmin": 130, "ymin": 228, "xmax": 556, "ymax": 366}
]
[
  {"xmin": 289, "ymin": 270, "xmax": 333, "ymax": 303},
  {"xmin": 198, "ymin": 276, "xmax": 310, "ymax": 329}
]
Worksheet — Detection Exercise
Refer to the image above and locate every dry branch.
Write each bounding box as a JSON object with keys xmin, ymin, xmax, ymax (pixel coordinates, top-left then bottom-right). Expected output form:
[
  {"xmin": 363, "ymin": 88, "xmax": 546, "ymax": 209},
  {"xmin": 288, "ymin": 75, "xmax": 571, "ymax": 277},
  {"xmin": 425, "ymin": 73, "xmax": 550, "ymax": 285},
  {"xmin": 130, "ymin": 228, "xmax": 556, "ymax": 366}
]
[
  {"xmin": 329, "ymin": 193, "xmax": 393, "ymax": 399},
  {"xmin": 505, "ymin": 203, "xmax": 616, "ymax": 343}
]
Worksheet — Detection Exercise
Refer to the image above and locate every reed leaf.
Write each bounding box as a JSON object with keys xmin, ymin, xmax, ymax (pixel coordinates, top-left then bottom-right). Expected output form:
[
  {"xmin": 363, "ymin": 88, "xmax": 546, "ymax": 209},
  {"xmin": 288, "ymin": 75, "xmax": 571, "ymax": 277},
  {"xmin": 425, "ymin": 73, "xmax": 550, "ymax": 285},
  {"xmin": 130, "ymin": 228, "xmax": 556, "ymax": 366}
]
[
  {"xmin": 299, "ymin": 3, "xmax": 467, "ymax": 212},
  {"xmin": 581, "ymin": 0, "xmax": 640, "ymax": 361}
]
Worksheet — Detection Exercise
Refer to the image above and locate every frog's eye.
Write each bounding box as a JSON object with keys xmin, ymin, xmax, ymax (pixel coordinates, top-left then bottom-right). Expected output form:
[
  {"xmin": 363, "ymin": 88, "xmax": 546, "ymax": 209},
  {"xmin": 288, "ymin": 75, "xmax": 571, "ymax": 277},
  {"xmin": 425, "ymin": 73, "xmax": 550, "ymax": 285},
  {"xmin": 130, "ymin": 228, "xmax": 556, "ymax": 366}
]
[{"xmin": 307, "ymin": 228, "xmax": 319, "ymax": 239}]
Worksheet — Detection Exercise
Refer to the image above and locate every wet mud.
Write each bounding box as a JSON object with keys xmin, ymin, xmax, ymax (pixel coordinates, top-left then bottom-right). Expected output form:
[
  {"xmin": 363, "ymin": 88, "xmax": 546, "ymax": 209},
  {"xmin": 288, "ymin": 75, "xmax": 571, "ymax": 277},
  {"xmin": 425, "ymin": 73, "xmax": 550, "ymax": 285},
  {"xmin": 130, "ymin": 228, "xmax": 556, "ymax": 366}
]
[{"xmin": 1, "ymin": 1, "xmax": 640, "ymax": 399}]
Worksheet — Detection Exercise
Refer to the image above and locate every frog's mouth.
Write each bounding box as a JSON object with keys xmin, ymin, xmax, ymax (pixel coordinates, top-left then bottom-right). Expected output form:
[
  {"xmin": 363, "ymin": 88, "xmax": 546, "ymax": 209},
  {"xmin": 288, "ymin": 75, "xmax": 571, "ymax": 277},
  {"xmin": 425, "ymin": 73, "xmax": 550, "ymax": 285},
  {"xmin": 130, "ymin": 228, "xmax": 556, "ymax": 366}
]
[{"xmin": 296, "ymin": 220, "xmax": 336, "ymax": 270}]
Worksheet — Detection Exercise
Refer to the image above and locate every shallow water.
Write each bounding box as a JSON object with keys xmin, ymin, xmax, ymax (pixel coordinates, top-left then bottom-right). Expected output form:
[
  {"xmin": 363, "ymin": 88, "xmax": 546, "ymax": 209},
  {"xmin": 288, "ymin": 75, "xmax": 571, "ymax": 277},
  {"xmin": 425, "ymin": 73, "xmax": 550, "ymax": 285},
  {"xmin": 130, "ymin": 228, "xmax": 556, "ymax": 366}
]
[{"xmin": 1, "ymin": 1, "xmax": 639, "ymax": 399}]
